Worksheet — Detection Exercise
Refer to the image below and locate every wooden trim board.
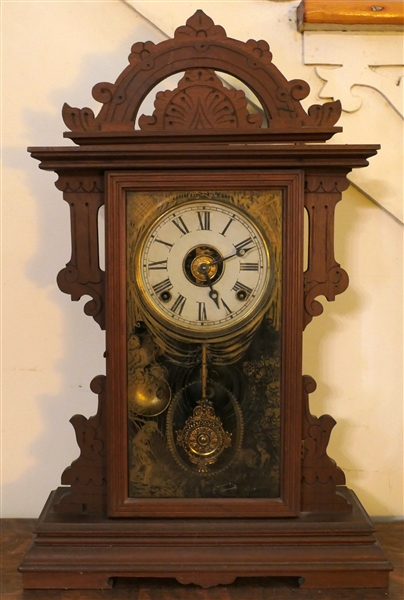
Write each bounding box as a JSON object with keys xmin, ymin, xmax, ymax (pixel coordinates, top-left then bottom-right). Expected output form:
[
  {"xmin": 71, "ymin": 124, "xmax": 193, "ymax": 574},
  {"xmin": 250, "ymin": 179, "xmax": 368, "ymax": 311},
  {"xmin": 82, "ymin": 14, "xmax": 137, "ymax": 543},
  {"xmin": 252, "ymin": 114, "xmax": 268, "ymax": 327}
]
[{"xmin": 297, "ymin": 0, "xmax": 404, "ymax": 31}]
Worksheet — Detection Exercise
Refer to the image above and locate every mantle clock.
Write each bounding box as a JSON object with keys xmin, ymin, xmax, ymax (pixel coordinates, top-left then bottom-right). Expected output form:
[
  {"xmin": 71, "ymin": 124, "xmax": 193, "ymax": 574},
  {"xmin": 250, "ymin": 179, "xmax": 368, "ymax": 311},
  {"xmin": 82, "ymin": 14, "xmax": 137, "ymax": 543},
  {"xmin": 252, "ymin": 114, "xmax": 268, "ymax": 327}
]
[{"xmin": 20, "ymin": 11, "xmax": 392, "ymax": 591}]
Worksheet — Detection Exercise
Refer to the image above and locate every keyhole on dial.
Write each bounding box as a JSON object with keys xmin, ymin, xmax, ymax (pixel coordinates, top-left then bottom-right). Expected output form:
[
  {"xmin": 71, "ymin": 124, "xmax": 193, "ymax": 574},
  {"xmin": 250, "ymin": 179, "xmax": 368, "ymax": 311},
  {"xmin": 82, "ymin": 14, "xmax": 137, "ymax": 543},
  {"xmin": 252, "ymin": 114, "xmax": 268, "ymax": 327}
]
[{"xmin": 236, "ymin": 290, "xmax": 248, "ymax": 301}]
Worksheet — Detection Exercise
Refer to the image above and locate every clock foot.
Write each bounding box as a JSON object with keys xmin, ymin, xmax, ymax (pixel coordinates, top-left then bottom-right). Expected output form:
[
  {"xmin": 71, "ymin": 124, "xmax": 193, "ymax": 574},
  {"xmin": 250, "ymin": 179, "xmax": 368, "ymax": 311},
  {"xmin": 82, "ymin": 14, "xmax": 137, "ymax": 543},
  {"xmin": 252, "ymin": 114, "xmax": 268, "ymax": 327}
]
[
  {"xmin": 298, "ymin": 570, "xmax": 390, "ymax": 589},
  {"xmin": 21, "ymin": 572, "xmax": 114, "ymax": 590}
]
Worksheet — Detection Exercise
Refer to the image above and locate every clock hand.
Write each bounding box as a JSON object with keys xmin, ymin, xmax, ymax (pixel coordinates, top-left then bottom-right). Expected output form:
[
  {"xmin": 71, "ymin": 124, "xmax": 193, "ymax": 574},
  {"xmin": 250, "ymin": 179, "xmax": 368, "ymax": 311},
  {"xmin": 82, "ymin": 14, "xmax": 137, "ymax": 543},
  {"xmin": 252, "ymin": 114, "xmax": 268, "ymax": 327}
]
[
  {"xmin": 197, "ymin": 263, "xmax": 221, "ymax": 309},
  {"xmin": 209, "ymin": 246, "xmax": 253, "ymax": 267},
  {"xmin": 205, "ymin": 274, "xmax": 221, "ymax": 309}
]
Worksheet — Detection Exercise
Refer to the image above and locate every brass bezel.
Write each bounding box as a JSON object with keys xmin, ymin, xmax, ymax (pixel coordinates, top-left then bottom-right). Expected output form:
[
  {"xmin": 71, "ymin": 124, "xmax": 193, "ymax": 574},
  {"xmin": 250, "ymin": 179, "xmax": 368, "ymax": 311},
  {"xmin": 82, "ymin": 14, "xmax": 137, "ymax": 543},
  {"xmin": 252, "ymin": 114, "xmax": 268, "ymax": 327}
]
[{"xmin": 132, "ymin": 198, "xmax": 275, "ymax": 342}]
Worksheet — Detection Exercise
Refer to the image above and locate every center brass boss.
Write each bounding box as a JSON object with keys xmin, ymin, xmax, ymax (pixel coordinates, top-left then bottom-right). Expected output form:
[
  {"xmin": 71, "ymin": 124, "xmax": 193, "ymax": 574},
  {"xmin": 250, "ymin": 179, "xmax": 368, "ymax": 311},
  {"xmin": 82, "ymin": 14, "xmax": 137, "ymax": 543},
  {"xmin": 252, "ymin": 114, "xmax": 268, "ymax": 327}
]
[
  {"xmin": 184, "ymin": 245, "xmax": 223, "ymax": 286},
  {"xmin": 191, "ymin": 255, "xmax": 218, "ymax": 283}
]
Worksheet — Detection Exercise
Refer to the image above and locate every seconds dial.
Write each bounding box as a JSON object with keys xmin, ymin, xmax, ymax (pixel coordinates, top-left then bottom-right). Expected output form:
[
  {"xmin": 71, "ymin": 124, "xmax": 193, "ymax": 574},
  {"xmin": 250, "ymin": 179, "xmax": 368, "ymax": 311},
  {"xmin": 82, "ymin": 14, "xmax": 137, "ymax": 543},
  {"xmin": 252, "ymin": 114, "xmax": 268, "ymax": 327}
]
[{"xmin": 134, "ymin": 199, "xmax": 273, "ymax": 339}]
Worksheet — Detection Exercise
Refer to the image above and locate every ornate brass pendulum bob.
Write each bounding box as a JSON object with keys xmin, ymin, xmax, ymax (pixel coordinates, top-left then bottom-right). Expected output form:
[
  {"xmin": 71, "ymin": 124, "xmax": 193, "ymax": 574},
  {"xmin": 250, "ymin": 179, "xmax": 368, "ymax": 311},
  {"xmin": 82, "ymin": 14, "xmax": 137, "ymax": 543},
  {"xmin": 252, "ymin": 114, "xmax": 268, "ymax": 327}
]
[{"xmin": 175, "ymin": 345, "xmax": 232, "ymax": 473}]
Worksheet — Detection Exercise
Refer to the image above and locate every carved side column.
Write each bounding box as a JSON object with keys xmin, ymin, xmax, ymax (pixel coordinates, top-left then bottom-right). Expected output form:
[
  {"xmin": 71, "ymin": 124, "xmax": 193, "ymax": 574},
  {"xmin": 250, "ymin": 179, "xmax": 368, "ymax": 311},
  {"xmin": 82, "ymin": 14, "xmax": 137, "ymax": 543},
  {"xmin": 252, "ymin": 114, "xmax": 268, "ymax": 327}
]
[
  {"xmin": 54, "ymin": 376, "xmax": 107, "ymax": 514},
  {"xmin": 52, "ymin": 172, "xmax": 107, "ymax": 513},
  {"xmin": 302, "ymin": 171, "xmax": 351, "ymax": 511},
  {"xmin": 55, "ymin": 172, "xmax": 105, "ymax": 329},
  {"xmin": 301, "ymin": 376, "xmax": 350, "ymax": 512},
  {"xmin": 303, "ymin": 171, "xmax": 350, "ymax": 329}
]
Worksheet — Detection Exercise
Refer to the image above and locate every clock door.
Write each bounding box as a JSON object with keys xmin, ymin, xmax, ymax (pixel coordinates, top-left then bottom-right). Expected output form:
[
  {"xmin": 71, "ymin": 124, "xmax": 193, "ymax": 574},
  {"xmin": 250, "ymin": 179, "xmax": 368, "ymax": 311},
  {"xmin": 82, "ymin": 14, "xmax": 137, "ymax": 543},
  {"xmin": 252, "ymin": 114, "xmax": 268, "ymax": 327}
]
[{"xmin": 106, "ymin": 170, "xmax": 304, "ymax": 518}]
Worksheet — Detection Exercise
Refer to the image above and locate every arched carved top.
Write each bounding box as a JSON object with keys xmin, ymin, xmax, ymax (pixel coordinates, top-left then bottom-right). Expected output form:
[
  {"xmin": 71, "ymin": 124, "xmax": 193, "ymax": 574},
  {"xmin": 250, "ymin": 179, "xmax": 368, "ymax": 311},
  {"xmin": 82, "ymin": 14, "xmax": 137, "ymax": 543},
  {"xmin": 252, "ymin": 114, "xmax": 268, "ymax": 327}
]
[{"xmin": 62, "ymin": 10, "xmax": 342, "ymax": 143}]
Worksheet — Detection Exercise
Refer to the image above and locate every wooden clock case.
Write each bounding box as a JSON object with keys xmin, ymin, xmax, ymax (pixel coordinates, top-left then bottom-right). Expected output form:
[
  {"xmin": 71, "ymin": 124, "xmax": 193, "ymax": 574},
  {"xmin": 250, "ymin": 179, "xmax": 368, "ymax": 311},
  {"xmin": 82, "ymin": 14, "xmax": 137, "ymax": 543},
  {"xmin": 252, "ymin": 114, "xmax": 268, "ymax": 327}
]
[{"xmin": 19, "ymin": 10, "xmax": 392, "ymax": 590}]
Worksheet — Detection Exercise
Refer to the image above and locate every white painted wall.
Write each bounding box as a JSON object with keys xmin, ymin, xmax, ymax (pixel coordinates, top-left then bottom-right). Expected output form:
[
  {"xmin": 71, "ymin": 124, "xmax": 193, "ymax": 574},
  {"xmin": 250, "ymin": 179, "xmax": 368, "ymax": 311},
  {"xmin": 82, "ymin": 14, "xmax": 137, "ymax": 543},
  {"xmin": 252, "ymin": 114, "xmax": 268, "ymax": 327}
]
[{"xmin": 2, "ymin": 1, "xmax": 403, "ymax": 519}]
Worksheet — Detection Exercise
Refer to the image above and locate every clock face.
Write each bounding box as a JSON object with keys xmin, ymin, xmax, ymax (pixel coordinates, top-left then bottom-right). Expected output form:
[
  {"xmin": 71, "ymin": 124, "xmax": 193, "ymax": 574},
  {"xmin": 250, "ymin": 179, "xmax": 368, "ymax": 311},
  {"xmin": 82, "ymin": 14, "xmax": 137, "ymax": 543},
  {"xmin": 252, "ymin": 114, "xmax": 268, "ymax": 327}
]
[{"xmin": 134, "ymin": 200, "xmax": 273, "ymax": 338}]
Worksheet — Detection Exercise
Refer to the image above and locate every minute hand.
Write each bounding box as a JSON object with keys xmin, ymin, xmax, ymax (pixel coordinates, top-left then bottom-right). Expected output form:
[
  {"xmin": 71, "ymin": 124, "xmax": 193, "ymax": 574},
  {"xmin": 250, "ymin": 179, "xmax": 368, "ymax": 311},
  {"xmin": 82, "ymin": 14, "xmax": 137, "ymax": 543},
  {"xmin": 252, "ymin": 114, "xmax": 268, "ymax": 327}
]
[{"xmin": 210, "ymin": 244, "xmax": 254, "ymax": 266}]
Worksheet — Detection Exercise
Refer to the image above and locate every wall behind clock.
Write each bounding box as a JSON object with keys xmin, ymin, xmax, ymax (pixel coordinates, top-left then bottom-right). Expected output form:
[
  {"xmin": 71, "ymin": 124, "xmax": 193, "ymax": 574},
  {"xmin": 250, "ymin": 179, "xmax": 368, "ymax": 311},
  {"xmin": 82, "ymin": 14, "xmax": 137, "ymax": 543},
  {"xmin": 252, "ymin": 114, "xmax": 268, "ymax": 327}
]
[{"xmin": 2, "ymin": 0, "xmax": 403, "ymax": 519}]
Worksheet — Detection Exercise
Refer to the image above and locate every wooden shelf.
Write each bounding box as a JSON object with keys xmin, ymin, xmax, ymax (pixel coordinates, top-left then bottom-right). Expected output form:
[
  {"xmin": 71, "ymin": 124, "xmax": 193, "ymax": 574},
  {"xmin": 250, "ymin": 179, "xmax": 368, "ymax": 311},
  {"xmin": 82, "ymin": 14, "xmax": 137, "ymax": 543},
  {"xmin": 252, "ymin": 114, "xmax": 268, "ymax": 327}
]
[{"xmin": 297, "ymin": 0, "xmax": 404, "ymax": 31}]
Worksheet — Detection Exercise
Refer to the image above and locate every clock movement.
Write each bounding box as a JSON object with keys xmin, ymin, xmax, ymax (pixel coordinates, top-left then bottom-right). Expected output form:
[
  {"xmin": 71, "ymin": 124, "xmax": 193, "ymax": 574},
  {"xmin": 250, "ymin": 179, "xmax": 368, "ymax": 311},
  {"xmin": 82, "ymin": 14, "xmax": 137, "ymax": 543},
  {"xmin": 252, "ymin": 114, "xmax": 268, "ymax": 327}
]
[{"xmin": 20, "ymin": 10, "xmax": 392, "ymax": 590}]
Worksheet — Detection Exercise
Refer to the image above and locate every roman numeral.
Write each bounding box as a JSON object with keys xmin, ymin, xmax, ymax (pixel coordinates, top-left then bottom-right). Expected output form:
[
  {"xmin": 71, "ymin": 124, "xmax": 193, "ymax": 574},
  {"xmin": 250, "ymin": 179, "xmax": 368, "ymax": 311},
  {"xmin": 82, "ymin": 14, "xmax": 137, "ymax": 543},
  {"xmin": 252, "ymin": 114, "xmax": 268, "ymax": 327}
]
[
  {"xmin": 235, "ymin": 237, "xmax": 254, "ymax": 253},
  {"xmin": 197, "ymin": 301, "xmax": 207, "ymax": 321},
  {"xmin": 171, "ymin": 294, "xmax": 187, "ymax": 315},
  {"xmin": 197, "ymin": 211, "xmax": 211, "ymax": 230},
  {"xmin": 148, "ymin": 260, "xmax": 168, "ymax": 270},
  {"xmin": 221, "ymin": 299, "xmax": 233, "ymax": 316},
  {"xmin": 240, "ymin": 262, "xmax": 259, "ymax": 271},
  {"xmin": 172, "ymin": 216, "xmax": 189, "ymax": 236},
  {"xmin": 152, "ymin": 278, "xmax": 172, "ymax": 294},
  {"xmin": 232, "ymin": 280, "xmax": 253, "ymax": 295},
  {"xmin": 154, "ymin": 238, "xmax": 174, "ymax": 250},
  {"xmin": 220, "ymin": 217, "xmax": 234, "ymax": 237}
]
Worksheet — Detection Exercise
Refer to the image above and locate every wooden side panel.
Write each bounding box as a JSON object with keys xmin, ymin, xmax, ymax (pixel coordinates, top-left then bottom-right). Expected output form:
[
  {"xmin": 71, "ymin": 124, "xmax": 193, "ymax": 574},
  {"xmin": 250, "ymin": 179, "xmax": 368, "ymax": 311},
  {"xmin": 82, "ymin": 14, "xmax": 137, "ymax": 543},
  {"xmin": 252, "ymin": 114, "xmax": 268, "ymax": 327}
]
[
  {"xmin": 55, "ymin": 173, "xmax": 105, "ymax": 329},
  {"xmin": 301, "ymin": 376, "xmax": 350, "ymax": 512},
  {"xmin": 303, "ymin": 171, "xmax": 350, "ymax": 329},
  {"xmin": 54, "ymin": 376, "xmax": 107, "ymax": 514}
]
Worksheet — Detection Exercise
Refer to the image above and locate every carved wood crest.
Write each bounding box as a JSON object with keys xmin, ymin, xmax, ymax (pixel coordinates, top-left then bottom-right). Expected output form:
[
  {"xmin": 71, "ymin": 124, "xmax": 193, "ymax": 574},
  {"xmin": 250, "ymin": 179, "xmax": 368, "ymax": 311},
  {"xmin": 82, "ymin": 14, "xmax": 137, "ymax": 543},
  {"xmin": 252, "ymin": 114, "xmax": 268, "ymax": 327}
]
[{"xmin": 62, "ymin": 10, "xmax": 341, "ymax": 142}]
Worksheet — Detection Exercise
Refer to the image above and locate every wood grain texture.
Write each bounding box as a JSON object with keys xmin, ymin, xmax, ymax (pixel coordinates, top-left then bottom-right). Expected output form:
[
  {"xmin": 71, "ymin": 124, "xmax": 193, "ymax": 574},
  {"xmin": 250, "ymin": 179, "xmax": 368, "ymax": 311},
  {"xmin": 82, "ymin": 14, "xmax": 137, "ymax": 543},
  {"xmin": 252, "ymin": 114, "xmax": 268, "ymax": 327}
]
[
  {"xmin": 6, "ymin": 518, "xmax": 402, "ymax": 598},
  {"xmin": 303, "ymin": 171, "xmax": 351, "ymax": 329},
  {"xmin": 53, "ymin": 376, "xmax": 107, "ymax": 514},
  {"xmin": 138, "ymin": 68, "xmax": 263, "ymax": 131},
  {"xmin": 301, "ymin": 376, "xmax": 349, "ymax": 511},
  {"xmin": 17, "ymin": 488, "xmax": 393, "ymax": 591},
  {"xmin": 29, "ymin": 143, "xmax": 379, "ymax": 170},
  {"xmin": 55, "ymin": 173, "xmax": 105, "ymax": 329},
  {"xmin": 297, "ymin": 0, "xmax": 404, "ymax": 31}
]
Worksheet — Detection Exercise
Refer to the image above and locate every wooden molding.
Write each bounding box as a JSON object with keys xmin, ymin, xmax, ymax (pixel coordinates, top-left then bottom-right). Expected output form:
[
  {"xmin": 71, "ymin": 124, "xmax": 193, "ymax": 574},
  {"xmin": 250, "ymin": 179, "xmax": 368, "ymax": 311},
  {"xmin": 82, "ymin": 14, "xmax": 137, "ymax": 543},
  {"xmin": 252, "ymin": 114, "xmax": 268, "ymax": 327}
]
[
  {"xmin": 297, "ymin": 0, "xmax": 404, "ymax": 31},
  {"xmin": 105, "ymin": 171, "xmax": 304, "ymax": 519},
  {"xmin": 19, "ymin": 486, "xmax": 392, "ymax": 590}
]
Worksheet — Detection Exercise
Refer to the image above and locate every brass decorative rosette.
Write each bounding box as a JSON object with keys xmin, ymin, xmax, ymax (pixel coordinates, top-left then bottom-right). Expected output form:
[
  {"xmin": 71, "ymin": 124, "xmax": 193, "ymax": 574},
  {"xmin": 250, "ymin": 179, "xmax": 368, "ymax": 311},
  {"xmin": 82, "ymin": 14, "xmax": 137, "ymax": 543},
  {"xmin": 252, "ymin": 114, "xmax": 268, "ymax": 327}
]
[
  {"xmin": 176, "ymin": 398, "xmax": 232, "ymax": 473},
  {"xmin": 166, "ymin": 381, "xmax": 244, "ymax": 475}
]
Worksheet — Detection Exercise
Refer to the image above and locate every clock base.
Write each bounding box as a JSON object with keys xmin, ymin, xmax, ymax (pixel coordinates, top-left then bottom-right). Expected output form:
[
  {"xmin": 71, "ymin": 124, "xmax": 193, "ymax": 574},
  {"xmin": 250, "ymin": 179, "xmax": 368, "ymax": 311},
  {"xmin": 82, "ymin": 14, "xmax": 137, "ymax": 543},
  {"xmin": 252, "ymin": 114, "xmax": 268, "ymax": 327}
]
[{"xmin": 19, "ymin": 486, "xmax": 392, "ymax": 590}]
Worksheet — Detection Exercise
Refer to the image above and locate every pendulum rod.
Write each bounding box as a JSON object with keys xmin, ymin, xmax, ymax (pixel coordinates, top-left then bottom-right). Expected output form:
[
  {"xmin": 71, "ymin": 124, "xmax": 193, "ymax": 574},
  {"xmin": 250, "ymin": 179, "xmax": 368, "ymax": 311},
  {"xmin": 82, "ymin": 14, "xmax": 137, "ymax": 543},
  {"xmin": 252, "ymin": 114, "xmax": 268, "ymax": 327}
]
[{"xmin": 201, "ymin": 344, "xmax": 208, "ymax": 399}]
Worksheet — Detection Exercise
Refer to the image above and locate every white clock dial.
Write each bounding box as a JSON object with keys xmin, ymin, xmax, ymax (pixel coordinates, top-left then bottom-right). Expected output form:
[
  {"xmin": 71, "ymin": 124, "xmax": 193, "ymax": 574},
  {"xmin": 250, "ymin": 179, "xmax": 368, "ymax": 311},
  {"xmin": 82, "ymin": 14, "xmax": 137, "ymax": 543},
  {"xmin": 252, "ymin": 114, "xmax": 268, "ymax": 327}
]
[{"xmin": 134, "ymin": 199, "xmax": 273, "ymax": 339}]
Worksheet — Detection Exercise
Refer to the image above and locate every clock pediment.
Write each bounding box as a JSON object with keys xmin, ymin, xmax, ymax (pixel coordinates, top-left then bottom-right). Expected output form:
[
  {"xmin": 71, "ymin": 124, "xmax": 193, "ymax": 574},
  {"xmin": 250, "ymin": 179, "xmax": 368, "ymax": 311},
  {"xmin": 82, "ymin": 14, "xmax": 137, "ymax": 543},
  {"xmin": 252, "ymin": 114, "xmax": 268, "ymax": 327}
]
[{"xmin": 62, "ymin": 10, "xmax": 341, "ymax": 143}]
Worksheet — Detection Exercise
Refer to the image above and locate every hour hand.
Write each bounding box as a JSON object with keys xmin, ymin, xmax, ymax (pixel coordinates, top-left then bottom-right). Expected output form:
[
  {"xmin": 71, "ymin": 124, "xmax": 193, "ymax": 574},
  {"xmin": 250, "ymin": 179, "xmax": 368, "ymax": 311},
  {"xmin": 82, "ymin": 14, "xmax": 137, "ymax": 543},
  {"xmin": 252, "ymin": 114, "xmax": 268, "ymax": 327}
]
[
  {"xmin": 208, "ymin": 287, "xmax": 220, "ymax": 309},
  {"xmin": 204, "ymin": 274, "xmax": 220, "ymax": 309}
]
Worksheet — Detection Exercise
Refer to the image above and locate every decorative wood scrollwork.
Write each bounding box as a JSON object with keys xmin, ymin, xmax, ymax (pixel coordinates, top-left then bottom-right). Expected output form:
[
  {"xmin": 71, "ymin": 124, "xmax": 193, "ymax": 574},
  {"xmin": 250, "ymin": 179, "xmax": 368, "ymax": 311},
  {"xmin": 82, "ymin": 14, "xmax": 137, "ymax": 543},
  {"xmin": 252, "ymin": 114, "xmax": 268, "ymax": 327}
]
[
  {"xmin": 55, "ymin": 173, "xmax": 105, "ymax": 329},
  {"xmin": 303, "ymin": 172, "xmax": 350, "ymax": 329},
  {"xmin": 54, "ymin": 375, "xmax": 107, "ymax": 514},
  {"xmin": 62, "ymin": 10, "xmax": 341, "ymax": 142},
  {"xmin": 301, "ymin": 375, "xmax": 350, "ymax": 512},
  {"xmin": 138, "ymin": 68, "xmax": 262, "ymax": 131}
]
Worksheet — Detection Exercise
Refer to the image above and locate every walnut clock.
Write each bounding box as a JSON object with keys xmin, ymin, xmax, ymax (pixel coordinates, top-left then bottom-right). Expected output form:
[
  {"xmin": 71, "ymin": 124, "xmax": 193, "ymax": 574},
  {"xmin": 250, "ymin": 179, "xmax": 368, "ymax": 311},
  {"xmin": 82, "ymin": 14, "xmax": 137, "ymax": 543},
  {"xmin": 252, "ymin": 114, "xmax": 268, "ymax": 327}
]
[{"xmin": 20, "ymin": 11, "xmax": 392, "ymax": 591}]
